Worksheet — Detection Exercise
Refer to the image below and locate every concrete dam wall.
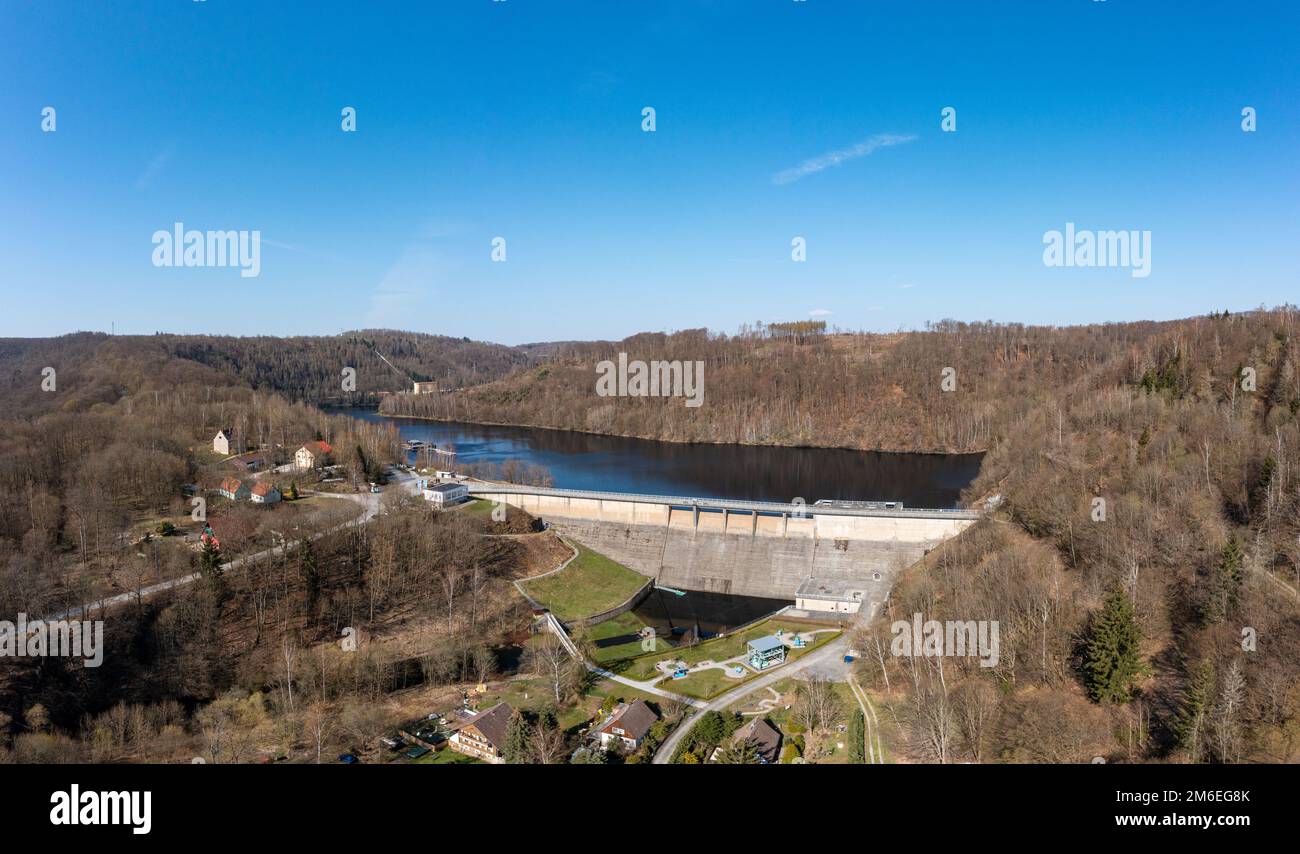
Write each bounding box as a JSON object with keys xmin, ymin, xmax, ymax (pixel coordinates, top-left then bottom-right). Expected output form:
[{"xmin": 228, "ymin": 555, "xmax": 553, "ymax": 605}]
[{"xmin": 469, "ymin": 486, "xmax": 978, "ymax": 600}]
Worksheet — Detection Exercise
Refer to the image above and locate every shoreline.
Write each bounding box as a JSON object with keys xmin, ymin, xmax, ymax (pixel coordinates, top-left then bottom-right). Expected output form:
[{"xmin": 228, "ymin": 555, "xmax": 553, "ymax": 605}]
[{"xmin": 359, "ymin": 407, "xmax": 989, "ymax": 459}]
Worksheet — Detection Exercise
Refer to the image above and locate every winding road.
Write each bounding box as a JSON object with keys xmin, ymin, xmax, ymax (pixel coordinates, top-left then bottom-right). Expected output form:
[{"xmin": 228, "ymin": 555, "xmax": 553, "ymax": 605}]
[
  {"xmin": 46, "ymin": 469, "xmax": 422, "ymax": 622},
  {"xmin": 651, "ymin": 634, "xmax": 852, "ymax": 764}
]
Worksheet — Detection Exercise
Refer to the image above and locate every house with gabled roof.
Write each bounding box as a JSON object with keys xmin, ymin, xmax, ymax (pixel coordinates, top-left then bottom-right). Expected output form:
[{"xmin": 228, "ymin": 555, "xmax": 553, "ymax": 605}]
[
  {"xmin": 249, "ymin": 482, "xmax": 281, "ymax": 504},
  {"xmin": 294, "ymin": 440, "xmax": 333, "ymax": 470},
  {"xmin": 733, "ymin": 717, "xmax": 782, "ymax": 764},
  {"xmin": 217, "ymin": 477, "xmax": 250, "ymax": 501},
  {"xmin": 448, "ymin": 702, "xmax": 513, "ymax": 764},
  {"xmin": 597, "ymin": 699, "xmax": 659, "ymax": 753},
  {"xmin": 213, "ymin": 429, "xmax": 234, "ymax": 455}
]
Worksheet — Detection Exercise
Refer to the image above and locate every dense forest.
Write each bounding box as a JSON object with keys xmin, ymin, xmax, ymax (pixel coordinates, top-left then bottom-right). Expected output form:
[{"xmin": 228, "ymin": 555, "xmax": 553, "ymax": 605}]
[
  {"xmin": 380, "ymin": 319, "xmax": 1180, "ymax": 453},
  {"xmin": 160, "ymin": 329, "xmax": 531, "ymax": 404},
  {"xmin": 857, "ymin": 307, "xmax": 1300, "ymax": 763}
]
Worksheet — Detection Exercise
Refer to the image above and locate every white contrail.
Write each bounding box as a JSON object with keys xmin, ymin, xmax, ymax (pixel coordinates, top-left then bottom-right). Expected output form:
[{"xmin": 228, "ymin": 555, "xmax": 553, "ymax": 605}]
[{"xmin": 773, "ymin": 132, "xmax": 917, "ymax": 185}]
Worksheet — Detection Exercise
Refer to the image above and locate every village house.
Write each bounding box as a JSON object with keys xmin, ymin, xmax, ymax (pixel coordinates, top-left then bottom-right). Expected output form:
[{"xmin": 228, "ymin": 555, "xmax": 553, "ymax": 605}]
[
  {"xmin": 294, "ymin": 440, "xmax": 333, "ymax": 470},
  {"xmin": 213, "ymin": 429, "xmax": 233, "ymax": 455},
  {"xmin": 732, "ymin": 717, "xmax": 782, "ymax": 764},
  {"xmin": 217, "ymin": 477, "xmax": 250, "ymax": 501},
  {"xmin": 596, "ymin": 699, "xmax": 659, "ymax": 753},
  {"xmin": 249, "ymin": 482, "xmax": 281, "ymax": 504},
  {"xmin": 448, "ymin": 702, "xmax": 512, "ymax": 764}
]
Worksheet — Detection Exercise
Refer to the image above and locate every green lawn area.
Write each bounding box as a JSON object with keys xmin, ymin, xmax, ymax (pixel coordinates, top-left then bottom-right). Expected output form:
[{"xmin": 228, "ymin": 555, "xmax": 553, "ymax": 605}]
[
  {"xmin": 808, "ymin": 682, "xmax": 862, "ymax": 764},
  {"xmin": 472, "ymin": 675, "xmax": 594, "ymax": 732},
  {"xmin": 414, "ymin": 748, "xmax": 483, "ymax": 765},
  {"xmin": 616, "ymin": 620, "xmax": 840, "ymax": 681},
  {"xmin": 520, "ymin": 543, "xmax": 649, "ymax": 622},
  {"xmin": 457, "ymin": 498, "xmax": 494, "ymax": 517},
  {"xmin": 583, "ymin": 677, "xmax": 668, "ymax": 708},
  {"xmin": 587, "ymin": 611, "xmax": 671, "ymax": 664},
  {"xmin": 659, "ymin": 667, "xmax": 757, "ymax": 700}
]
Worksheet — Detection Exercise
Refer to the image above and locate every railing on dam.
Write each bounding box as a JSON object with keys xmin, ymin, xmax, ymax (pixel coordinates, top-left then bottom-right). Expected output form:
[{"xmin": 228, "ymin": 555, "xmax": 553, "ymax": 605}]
[{"xmin": 466, "ymin": 483, "xmax": 981, "ymax": 520}]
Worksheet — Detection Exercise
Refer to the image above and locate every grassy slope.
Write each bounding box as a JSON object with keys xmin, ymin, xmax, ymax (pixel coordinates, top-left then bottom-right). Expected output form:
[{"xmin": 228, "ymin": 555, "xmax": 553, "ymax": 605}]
[{"xmin": 520, "ymin": 543, "xmax": 649, "ymax": 622}]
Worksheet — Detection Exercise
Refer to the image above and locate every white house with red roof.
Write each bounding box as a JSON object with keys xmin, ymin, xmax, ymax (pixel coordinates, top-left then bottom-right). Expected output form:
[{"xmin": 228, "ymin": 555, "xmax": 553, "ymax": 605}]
[
  {"xmin": 217, "ymin": 477, "xmax": 250, "ymax": 501},
  {"xmin": 294, "ymin": 440, "xmax": 333, "ymax": 470},
  {"xmin": 249, "ymin": 482, "xmax": 281, "ymax": 504}
]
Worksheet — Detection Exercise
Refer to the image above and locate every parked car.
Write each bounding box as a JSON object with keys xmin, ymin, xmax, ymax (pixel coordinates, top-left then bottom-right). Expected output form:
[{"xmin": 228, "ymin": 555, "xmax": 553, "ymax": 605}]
[{"xmin": 338, "ymin": 753, "xmax": 359, "ymax": 764}]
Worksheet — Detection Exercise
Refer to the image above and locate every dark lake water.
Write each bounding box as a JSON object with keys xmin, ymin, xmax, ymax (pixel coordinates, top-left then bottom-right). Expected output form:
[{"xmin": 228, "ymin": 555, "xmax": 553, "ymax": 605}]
[
  {"xmin": 345, "ymin": 409, "xmax": 982, "ymax": 508},
  {"xmin": 632, "ymin": 589, "xmax": 791, "ymax": 641}
]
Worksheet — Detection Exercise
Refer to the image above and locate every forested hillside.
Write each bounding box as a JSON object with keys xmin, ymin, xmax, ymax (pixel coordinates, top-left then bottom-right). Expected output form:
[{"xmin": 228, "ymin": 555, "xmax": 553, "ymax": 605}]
[
  {"xmin": 0, "ymin": 334, "xmax": 402, "ymax": 621},
  {"xmin": 380, "ymin": 320, "xmax": 1179, "ymax": 453},
  {"xmin": 160, "ymin": 330, "xmax": 531, "ymax": 404},
  {"xmin": 0, "ymin": 333, "xmax": 555, "ymax": 764},
  {"xmin": 860, "ymin": 307, "xmax": 1300, "ymax": 763}
]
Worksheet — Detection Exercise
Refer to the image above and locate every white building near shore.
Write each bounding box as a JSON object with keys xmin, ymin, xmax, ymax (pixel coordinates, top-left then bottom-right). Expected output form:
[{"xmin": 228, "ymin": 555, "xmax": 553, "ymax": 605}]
[{"xmin": 421, "ymin": 480, "xmax": 468, "ymax": 508}]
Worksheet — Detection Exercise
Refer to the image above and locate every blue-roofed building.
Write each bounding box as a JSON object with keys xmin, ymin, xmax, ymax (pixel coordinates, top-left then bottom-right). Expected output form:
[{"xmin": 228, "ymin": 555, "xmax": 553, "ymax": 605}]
[{"xmin": 747, "ymin": 635, "xmax": 787, "ymax": 670}]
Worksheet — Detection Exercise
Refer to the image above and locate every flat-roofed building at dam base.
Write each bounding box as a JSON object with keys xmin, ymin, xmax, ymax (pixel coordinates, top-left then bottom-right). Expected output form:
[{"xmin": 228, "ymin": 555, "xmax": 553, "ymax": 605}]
[
  {"xmin": 795, "ymin": 577, "xmax": 866, "ymax": 614},
  {"xmin": 468, "ymin": 485, "xmax": 978, "ymax": 602}
]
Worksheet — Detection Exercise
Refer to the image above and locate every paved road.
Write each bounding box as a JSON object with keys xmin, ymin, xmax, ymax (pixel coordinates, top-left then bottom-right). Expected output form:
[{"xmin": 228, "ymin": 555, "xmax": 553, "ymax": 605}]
[
  {"xmin": 651, "ymin": 634, "xmax": 851, "ymax": 764},
  {"xmin": 46, "ymin": 469, "xmax": 422, "ymax": 622}
]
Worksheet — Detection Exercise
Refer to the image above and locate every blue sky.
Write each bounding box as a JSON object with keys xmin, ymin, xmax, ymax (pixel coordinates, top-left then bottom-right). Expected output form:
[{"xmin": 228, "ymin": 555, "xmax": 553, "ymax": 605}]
[{"xmin": 2, "ymin": 0, "xmax": 1297, "ymax": 344}]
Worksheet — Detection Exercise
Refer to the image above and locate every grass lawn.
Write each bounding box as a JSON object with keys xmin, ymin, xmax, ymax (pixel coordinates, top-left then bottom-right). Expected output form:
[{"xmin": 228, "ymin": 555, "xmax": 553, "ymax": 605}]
[
  {"xmin": 659, "ymin": 667, "xmax": 757, "ymax": 700},
  {"xmin": 728, "ymin": 678, "xmax": 795, "ymax": 717},
  {"xmin": 520, "ymin": 543, "xmax": 649, "ymax": 622},
  {"xmin": 587, "ymin": 611, "xmax": 671, "ymax": 664},
  {"xmin": 616, "ymin": 620, "xmax": 841, "ymax": 681},
  {"xmin": 472, "ymin": 676, "xmax": 593, "ymax": 732},
  {"xmin": 457, "ymin": 498, "xmax": 495, "ymax": 517},
  {"xmin": 414, "ymin": 748, "xmax": 483, "ymax": 765},
  {"xmin": 583, "ymin": 677, "xmax": 669, "ymax": 709}
]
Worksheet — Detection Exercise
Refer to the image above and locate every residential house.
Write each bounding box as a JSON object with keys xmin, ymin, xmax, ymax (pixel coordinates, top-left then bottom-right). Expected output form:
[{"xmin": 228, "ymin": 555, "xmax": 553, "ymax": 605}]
[
  {"xmin": 732, "ymin": 717, "xmax": 782, "ymax": 764},
  {"xmin": 213, "ymin": 429, "xmax": 233, "ymax": 455},
  {"xmin": 295, "ymin": 440, "xmax": 333, "ymax": 470},
  {"xmin": 422, "ymin": 481, "xmax": 468, "ymax": 508},
  {"xmin": 217, "ymin": 477, "xmax": 250, "ymax": 501},
  {"xmin": 596, "ymin": 699, "xmax": 659, "ymax": 753},
  {"xmin": 249, "ymin": 482, "xmax": 281, "ymax": 504},
  {"xmin": 448, "ymin": 702, "xmax": 512, "ymax": 764}
]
